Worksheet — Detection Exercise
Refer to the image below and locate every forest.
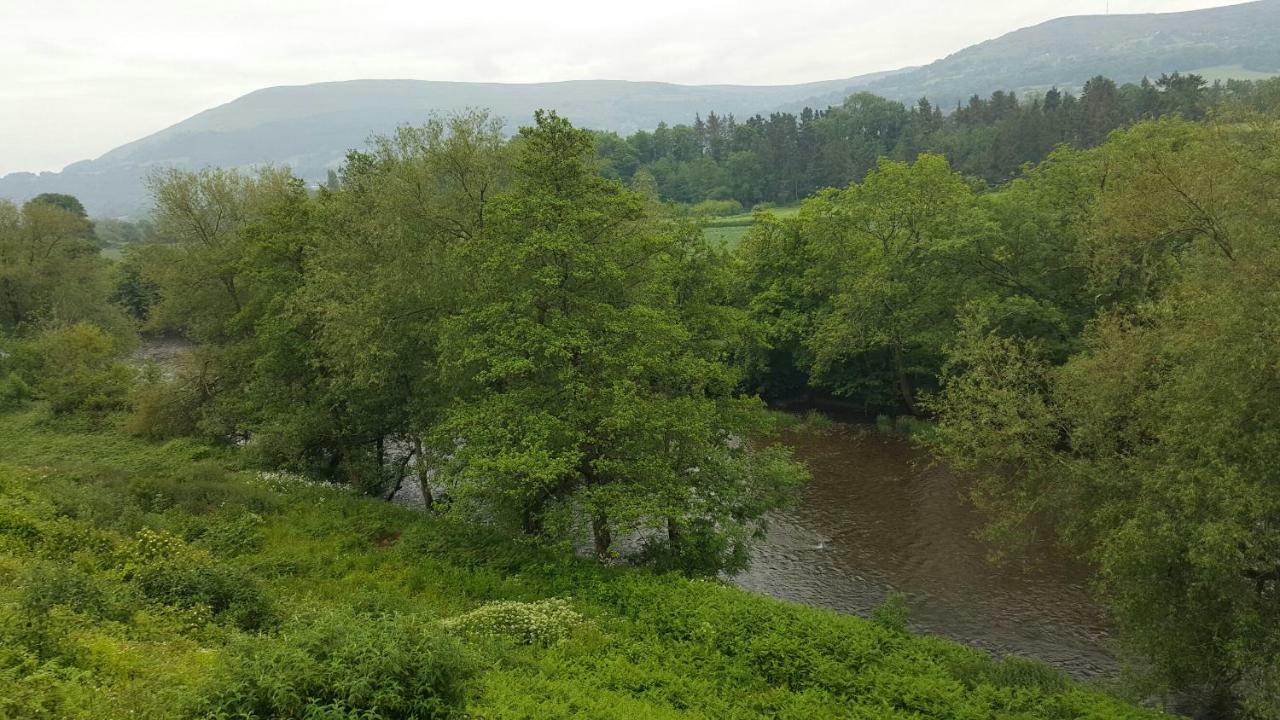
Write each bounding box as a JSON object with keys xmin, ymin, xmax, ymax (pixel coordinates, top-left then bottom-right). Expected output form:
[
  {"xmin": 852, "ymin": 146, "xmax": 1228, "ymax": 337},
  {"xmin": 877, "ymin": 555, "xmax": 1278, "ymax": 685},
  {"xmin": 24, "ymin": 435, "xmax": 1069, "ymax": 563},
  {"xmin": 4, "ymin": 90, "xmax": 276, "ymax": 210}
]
[
  {"xmin": 595, "ymin": 72, "xmax": 1280, "ymax": 209},
  {"xmin": 1, "ymin": 72, "xmax": 1278, "ymax": 718}
]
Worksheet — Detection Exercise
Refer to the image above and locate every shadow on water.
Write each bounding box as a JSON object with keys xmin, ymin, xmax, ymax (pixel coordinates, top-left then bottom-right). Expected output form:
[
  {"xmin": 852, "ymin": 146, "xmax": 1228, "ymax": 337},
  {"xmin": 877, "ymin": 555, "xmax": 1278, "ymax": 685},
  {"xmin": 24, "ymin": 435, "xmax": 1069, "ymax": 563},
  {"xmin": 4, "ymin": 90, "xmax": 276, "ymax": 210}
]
[{"xmin": 733, "ymin": 423, "xmax": 1116, "ymax": 679}]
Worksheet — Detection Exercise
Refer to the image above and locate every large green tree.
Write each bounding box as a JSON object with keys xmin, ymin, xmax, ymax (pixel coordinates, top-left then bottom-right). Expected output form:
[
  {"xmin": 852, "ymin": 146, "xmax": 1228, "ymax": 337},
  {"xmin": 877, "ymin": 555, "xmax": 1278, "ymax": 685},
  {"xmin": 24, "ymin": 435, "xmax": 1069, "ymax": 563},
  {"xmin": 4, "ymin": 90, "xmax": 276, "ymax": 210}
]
[
  {"xmin": 930, "ymin": 119, "xmax": 1280, "ymax": 716},
  {"xmin": 0, "ymin": 197, "xmax": 126, "ymax": 334},
  {"xmin": 435, "ymin": 112, "xmax": 804, "ymax": 571},
  {"xmin": 739, "ymin": 155, "xmax": 990, "ymax": 411},
  {"xmin": 303, "ymin": 111, "xmax": 511, "ymax": 500}
]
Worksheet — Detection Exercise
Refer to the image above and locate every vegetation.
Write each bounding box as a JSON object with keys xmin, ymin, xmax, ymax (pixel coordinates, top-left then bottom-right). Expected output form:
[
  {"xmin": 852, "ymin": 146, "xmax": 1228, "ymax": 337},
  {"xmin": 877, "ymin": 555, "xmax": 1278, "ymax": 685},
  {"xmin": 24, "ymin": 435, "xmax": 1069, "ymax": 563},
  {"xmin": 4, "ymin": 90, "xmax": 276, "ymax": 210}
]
[
  {"xmin": 5, "ymin": 74, "xmax": 1280, "ymax": 717},
  {"xmin": 596, "ymin": 73, "xmax": 1280, "ymax": 209},
  {"xmin": 927, "ymin": 120, "xmax": 1280, "ymax": 717},
  {"xmin": 0, "ymin": 409, "xmax": 1156, "ymax": 719},
  {"xmin": 733, "ymin": 117, "xmax": 1280, "ymax": 715}
]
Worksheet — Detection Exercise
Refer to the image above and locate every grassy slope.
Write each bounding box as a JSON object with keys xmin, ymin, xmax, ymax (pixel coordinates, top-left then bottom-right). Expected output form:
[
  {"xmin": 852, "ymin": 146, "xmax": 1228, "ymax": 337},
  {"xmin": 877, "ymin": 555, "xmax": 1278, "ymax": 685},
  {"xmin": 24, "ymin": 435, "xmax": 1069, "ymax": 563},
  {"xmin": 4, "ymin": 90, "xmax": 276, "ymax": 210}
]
[
  {"xmin": 702, "ymin": 206, "xmax": 801, "ymax": 250},
  {"xmin": 1186, "ymin": 64, "xmax": 1280, "ymax": 82},
  {"xmin": 0, "ymin": 408, "xmax": 1157, "ymax": 719}
]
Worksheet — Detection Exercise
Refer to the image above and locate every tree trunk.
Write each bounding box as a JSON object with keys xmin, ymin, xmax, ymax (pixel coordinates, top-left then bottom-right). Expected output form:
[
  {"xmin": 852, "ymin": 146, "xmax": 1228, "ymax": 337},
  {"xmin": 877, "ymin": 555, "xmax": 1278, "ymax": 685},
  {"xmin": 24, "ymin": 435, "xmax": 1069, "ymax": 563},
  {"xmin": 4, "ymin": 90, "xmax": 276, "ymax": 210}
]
[
  {"xmin": 413, "ymin": 436, "xmax": 434, "ymax": 511},
  {"xmin": 382, "ymin": 448, "xmax": 413, "ymax": 502},
  {"xmin": 666, "ymin": 517, "xmax": 681, "ymax": 550},
  {"xmin": 892, "ymin": 342, "xmax": 917, "ymax": 415},
  {"xmin": 592, "ymin": 513, "xmax": 612, "ymax": 561},
  {"xmin": 521, "ymin": 503, "xmax": 544, "ymax": 535}
]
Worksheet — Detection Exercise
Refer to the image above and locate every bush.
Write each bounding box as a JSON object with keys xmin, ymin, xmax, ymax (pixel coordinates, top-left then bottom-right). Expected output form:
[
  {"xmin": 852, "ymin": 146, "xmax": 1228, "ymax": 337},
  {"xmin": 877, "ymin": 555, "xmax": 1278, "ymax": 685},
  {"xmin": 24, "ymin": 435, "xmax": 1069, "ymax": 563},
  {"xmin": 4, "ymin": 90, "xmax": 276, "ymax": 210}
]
[
  {"xmin": 126, "ymin": 378, "xmax": 199, "ymax": 439},
  {"xmin": 27, "ymin": 323, "xmax": 134, "ymax": 414},
  {"xmin": 871, "ymin": 591, "xmax": 911, "ymax": 633},
  {"xmin": 638, "ymin": 520, "xmax": 754, "ymax": 577},
  {"xmin": 125, "ymin": 353, "xmax": 216, "ymax": 439},
  {"xmin": 0, "ymin": 372, "xmax": 34, "ymax": 410},
  {"xmin": 195, "ymin": 608, "xmax": 473, "ymax": 719},
  {"xmin": 20, "ymin": 561, "xmax": 127, "ymax": 622},
  {"xmin": 794, "ymin": 409, "xmax": 835, "ymax": 434},
  {"xmin": 691, "ymin": 199, "xmax": 744, "ymax": 218},
  {"xmin": 443, "ymin": 598, "xmax": 586, "ymax": 645},
  {"xmin": 191, "ymin": 511, "xmax": 265, "ymax": 556},
  {"xmin": 948, "ymin": 653, "xmax": 1069, "ymax": 694},
  {"xmin": 131, "ymin": 551, "xmax": 274, "ymax": 631}
]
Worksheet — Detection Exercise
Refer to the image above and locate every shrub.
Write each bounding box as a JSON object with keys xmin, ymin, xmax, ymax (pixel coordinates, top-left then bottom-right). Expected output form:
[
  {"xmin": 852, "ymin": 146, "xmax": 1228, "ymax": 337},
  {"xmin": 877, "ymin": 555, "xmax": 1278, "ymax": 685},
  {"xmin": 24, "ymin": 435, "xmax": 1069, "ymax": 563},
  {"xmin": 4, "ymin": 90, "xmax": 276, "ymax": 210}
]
[
  {"xmin": 126, "ymin": 379, "xmax": 199, "ymax": 439},
  {"xmin": 125, "ymin": 353, "xmax": 217, "ymax": 439},
  {"xmin": 131, "ymin": 552, "xmax": 273, "ymax": 631},
  {"xmin": 27, "ymin": 323, "xmax": 134, "ymax": 414},
  {"xmin": 0, "ymin": 372, "xmax": 34, "ymax": 410},
  {"xmin": 948, "ymin": 653, "xmax": 1069, "ymax": 694},
  {"xmin": 191, "ymin": 511, "xmax": 265, "ymax": 556},
  {"xmin": 20, "ymin": 562, "xmax": 123, "ymax": 621},
  {"xmin": 443, "ymin": 598, "xmax": 586, "ymax": 645},
  {"xmin": 871, "ymin": 591, "xmax": 911, "ymax": 633},
  {"xmin": 131, "ymin": 527, "xmax": 185, "ymax": 562},
  {"xmin": 691, "ymin": 199, "xmax": 744, "ymax": 218},
  {"xmin": 638, "ymin": 520, "xmax": 754, "ymax": 577},
  {"xmin": 195, "ymin": 608, "xmax": 473, "ymax": 719},
  {"xmin": 794, "ymin": 409, "xmax": 835, "ymax": 434}
]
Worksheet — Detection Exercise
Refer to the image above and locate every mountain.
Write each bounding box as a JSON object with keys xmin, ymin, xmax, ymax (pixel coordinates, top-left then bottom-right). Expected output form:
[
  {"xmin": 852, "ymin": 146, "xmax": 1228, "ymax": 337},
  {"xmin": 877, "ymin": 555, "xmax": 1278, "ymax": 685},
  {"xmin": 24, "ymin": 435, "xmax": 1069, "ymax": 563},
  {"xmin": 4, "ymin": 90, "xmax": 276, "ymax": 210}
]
[
  {"xmin": 3, "ymin": 1, "xmax": 1278, "ymax": 217},
  {"xmin": 0, "ymin": 74, "xmax": 906, "ymax": 218},
  {"xmin": 789, "ymin": 0, "xmax": 1280, "ymax": 111}
]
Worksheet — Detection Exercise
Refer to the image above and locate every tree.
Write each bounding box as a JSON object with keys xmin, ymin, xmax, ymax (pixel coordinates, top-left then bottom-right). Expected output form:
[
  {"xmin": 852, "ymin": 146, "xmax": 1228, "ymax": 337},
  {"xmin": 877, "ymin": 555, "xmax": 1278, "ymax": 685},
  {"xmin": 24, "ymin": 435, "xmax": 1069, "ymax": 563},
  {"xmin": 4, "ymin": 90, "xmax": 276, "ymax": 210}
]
[
  {"xmin": 28, "ymin": 192, "xmax": 87, "ymax": 218},
  {"xmin": 802, "ymin": 155, "xmax": 990, "ymax": 412},
  {"xmin": 143, "ymin": 166, "xmax": 325, "ymax": 452},
  {"xmin": 304, "ymin": 111, "xmax": 511, "ymax": 500},
  {"xmin": 930, "ymin": 120, "xmax": 1280, "ymax": 715},
  {"xmin": 435, "ymin": 111, "xmax": 804, "ymax": 570},
  {"xmin": 0, "ymin": 198, "xmax": 126, "ymax": 334}
]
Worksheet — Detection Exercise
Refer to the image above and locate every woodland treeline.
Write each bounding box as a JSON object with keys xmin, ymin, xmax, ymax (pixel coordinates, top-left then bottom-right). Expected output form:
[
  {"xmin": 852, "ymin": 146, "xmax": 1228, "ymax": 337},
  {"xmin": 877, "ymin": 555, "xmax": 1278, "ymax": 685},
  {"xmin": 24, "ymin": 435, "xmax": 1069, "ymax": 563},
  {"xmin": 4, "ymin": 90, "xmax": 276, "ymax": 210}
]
[
  {"xmin": 737, "ymin": 116, "xmax": 1280, "ymax": 715},
  {"xmin": 2, "ymin": 83, "xmax": 1279, "ymax": 715},
  {"xmin": 596, "ymin": 72, "xmax": 1280, "ymax": 209}
]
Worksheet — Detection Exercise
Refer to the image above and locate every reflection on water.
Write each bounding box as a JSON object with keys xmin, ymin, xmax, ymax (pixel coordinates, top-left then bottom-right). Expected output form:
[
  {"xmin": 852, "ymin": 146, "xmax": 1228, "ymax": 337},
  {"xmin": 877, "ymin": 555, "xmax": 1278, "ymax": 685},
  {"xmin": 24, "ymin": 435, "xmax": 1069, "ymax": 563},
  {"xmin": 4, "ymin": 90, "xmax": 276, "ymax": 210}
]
[{"xmin": 734, "ymin": 424, "xmax": 1116, "ymax": 679}]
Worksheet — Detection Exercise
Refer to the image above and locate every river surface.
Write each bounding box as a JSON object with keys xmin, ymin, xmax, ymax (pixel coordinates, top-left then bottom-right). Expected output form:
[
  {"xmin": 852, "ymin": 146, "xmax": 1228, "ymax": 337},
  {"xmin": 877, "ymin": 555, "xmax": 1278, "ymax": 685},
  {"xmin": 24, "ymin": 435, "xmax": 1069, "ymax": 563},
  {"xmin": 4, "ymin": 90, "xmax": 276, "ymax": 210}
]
[{"xmin": 733, "ymin": 424, "xmax": 1116, "ymax": 679}]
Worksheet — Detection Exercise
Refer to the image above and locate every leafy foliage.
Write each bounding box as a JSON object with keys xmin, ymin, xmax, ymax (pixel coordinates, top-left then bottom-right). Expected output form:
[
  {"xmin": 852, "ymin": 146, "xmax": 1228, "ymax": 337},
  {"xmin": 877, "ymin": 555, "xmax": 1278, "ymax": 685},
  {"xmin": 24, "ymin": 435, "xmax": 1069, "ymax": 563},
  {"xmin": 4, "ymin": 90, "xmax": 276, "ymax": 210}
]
[
  {"xmin": 930, "ymin": 120, "xmax": 1280, "ymax": 715},
  {"xmin": 197, "ymin": 608, "xmax": 473, "ymax": 719},
  {"xmin": 0, "ymin": 411, "xmax": 1155, "ymax": 719}
]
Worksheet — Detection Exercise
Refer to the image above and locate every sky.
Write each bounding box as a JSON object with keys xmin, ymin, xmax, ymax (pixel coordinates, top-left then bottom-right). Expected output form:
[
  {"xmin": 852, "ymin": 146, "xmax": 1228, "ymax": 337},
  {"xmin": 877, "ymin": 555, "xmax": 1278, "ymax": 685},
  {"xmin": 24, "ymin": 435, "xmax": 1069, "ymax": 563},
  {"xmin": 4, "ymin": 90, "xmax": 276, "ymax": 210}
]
[{"xmin": 0, "ymin": 0, "xmax": 1245, "ymax": 175}]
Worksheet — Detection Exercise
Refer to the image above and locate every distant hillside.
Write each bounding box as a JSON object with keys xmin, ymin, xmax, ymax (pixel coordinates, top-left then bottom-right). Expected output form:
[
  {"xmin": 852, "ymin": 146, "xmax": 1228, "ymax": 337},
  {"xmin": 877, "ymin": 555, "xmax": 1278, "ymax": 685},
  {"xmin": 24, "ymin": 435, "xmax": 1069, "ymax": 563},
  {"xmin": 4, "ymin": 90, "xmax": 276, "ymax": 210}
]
[
  {"xmin": 3, "ymin": 0, "xmax": 1277, "ymax": 217},
  {"xmin": 792, "ymin": 0, "xmax": 1280, "ymax": 110},
  {"xmin": 0, "ymin": 76, "xmax": 897, "ymax": 218}
]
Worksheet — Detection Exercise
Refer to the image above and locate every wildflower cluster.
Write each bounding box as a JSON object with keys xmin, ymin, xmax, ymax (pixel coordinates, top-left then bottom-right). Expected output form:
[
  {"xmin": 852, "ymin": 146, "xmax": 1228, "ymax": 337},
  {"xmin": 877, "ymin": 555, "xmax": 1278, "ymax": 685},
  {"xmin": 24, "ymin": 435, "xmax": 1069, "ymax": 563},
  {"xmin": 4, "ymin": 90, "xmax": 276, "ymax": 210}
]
[
  {"xmin": 133, "ymin": 527, "xmax": 184, "ymax": 562},
  {"xmin": 443, "ymin": 598, "xmax": 586, "ymax": 645},
  {"xmin": 251, "ymin": 470, "xmax": 343, "ymax": 494}
]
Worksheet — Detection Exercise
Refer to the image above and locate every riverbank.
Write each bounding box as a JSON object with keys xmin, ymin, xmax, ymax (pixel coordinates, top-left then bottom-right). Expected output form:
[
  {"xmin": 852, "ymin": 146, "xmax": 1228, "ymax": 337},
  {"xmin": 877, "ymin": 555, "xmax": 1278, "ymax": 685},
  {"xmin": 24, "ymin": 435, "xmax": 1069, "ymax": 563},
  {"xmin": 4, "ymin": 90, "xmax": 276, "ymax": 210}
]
[{"xmin": 0, "ymin": 407, "xmax": 1158, "ymax": 718}]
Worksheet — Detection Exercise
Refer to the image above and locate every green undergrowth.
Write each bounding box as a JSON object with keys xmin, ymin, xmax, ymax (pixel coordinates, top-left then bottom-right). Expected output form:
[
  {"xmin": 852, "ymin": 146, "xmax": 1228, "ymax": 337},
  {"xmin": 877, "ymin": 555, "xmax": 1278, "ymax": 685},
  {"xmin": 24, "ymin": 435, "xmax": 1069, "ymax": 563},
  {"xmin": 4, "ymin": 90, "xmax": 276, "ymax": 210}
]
[{"xmin": 0, "ymin": 407, "xmax": 1157, "ymax": 719}]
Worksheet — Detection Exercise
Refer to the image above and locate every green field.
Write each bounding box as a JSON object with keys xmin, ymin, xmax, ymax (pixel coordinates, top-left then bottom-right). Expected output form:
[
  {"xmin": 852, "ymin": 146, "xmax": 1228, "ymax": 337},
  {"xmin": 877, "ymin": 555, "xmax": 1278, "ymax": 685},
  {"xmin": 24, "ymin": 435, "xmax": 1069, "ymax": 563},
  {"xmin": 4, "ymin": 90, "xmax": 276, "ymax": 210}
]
[
  {"xmin": 1186, "ymin": 64, "xmax": 1279, "ymax": 83},
  {"xmin": 702, "ymin": 206, "xmax": 801, "ymax": 249},
  {"xmin": 0, "ymin": 407, "xmax": 1156, "ymax": 719}
]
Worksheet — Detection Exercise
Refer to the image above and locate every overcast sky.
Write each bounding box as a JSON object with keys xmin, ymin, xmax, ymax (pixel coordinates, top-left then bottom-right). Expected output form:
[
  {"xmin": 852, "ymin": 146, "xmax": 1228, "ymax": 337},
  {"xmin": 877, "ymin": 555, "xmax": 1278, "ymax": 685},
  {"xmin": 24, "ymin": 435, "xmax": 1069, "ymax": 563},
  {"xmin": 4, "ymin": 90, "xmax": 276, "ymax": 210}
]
[{"xmin": 0, "ymin": 0, "xmax": 1244, "ymax": 175}]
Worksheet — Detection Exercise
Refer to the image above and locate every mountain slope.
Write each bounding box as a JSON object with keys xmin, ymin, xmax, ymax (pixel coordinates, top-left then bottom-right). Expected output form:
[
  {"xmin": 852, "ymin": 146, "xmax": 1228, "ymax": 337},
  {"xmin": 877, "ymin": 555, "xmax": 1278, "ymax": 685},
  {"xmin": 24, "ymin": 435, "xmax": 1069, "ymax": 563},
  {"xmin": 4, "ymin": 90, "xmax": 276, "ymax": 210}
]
[
  {"xmin": 3, "ymin": 1, "xmax": 1277, "ymax": 217},
  {"xmin": 0, "ymin": 75, "xmax": 903, "ymax": 217},
  {"xmin": 794, "ymin": 0, "xmax": 1280, "ymax": 110}
]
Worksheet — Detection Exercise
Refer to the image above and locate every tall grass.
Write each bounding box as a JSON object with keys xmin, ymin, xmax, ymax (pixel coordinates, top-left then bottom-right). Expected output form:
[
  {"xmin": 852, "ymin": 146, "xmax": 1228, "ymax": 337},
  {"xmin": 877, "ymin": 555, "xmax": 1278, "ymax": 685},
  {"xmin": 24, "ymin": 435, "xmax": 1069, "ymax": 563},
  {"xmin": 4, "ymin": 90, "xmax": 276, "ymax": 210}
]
[{"xmin": 0, "ymin": 406, "xmax": 1155, "ymax": 719}]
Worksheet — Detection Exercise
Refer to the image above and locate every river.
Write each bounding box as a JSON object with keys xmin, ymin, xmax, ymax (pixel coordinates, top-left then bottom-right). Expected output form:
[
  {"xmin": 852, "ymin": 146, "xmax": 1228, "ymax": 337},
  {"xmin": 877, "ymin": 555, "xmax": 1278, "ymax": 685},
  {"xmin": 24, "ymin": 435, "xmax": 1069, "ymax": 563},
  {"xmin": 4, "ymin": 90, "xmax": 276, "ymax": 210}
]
[{"xmin": 733, "ymin": 423, "xmax": 1116, "ymax": 679}]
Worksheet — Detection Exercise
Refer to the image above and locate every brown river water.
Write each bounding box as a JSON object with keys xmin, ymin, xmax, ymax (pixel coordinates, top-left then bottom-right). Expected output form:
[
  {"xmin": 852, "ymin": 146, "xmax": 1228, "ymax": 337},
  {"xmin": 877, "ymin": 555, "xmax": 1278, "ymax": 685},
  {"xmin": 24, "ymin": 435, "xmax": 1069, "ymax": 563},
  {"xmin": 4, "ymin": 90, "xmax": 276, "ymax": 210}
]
[{"xmin": 733, "ymin": 424, "xmax": 1117, "ymax": 679}]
